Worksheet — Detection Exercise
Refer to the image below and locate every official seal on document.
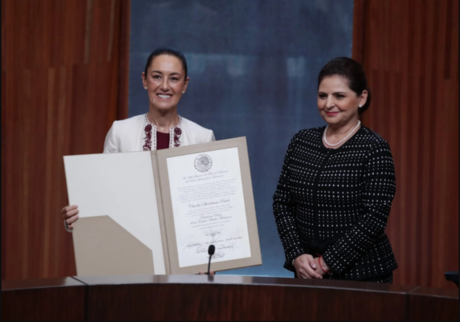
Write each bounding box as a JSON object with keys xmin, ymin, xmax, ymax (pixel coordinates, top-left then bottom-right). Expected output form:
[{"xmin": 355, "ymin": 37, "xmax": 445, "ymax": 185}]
[{"xmin": 194, "ymin": 154, "xmax": 212, "ymax": 172}]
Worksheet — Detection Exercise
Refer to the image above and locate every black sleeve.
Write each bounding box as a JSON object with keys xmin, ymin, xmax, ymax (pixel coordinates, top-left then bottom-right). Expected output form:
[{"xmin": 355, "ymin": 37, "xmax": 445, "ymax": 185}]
[
  {"xmin": 273, "ymin": 133, "xmax": 305, "ymax": 271},
  {"xmin": 322, "ymin": 141, "xmax": 396, "ymax": 274}
]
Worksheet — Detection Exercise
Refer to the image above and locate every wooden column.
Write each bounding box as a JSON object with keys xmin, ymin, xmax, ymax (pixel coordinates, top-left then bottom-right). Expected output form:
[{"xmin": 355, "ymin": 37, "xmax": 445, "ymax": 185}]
[
  {"xmin": 352, "ymin": 0, "xmax": 459, "ymax": 288},
  {"xmin": 1, "ymin": 0, "xmax": 131, "ymax": 280}
]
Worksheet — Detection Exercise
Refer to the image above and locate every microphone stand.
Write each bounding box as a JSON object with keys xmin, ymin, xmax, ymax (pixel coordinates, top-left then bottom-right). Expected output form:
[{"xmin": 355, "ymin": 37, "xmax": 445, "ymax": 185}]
[
  {"xmin": 206, "ymin": 244, "xmax": 215, "ymax": 275},
  {"xmin": 206, "ymin": 255, "xmax": 212, "ymax": 275}
]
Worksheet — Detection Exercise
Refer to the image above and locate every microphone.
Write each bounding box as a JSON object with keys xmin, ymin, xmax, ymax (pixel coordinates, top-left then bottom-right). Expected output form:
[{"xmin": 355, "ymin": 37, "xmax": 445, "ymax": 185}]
[{"xmin": 207, "ymin": 244, "xmax": 215, "ymax": 275}]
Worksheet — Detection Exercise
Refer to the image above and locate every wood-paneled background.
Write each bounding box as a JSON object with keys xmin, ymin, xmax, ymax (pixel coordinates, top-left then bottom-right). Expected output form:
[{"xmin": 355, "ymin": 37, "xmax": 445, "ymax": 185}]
[
  {"xmin": 353, "ymin": 0, "xmax": 458, "ymax": 288},
  {"xmin": 2, "ymin": 0, "xmax": 457, "ymax": 289},
  {"xmin": 1, "ymin": 0, "xmax": 130, "ymax": 280}
]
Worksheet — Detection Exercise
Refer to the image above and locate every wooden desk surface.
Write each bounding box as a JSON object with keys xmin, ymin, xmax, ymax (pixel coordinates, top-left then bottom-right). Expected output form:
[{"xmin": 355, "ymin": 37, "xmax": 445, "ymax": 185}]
[
  {"xmin": 2, "ymin": 277, "xmax": 86, "ymax": 321},
  {"xmin": 74, "ymin": 275, "xmax": 417, "ymax": 321},
  {"xmin": 2, "ymin": 275, "xmax": 457, "ymax": 321},
  {"xmin": 2, "ymin": 276, "xmax": 84, "ymax": 290},
  {"xmin": 408, "ymin": 286, "xmax": 459, "ymax": 321}
]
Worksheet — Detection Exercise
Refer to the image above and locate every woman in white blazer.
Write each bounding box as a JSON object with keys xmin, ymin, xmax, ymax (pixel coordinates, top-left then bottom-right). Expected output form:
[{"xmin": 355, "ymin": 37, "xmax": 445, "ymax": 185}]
[
  {"xmin": 62, "ymin": 47, "xmax": 215, "ymax": 231},
  {"xmin": 103, "ymin": 113, "xmax": 215, "ymax": 153}
]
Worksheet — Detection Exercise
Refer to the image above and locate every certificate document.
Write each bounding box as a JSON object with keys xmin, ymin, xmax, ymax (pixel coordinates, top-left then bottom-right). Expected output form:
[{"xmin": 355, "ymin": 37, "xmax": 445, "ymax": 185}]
[
  {"xmin": 157, "ymin": 137, "xmax": 262, "ymax": 274},
  {"xmin": 167, "ymin": 147, "xmax": 251, "ymax": 268}
]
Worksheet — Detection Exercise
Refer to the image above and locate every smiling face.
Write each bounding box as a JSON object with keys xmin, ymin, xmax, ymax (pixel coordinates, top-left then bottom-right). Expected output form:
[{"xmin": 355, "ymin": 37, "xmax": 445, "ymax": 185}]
[
  {"xmin": 317, "ymin": 75, "xmax": 368, "ymax": 128},
  {"xmin": 142, "ymin": 54, "xmax": 189, "ymax": 112}
]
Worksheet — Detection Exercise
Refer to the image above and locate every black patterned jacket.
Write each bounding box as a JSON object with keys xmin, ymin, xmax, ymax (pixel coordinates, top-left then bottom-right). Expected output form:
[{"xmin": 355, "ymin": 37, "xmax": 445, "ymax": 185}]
[{"xmin": 273, "ymin": 126, "xmax": 398, "ymax": 280}]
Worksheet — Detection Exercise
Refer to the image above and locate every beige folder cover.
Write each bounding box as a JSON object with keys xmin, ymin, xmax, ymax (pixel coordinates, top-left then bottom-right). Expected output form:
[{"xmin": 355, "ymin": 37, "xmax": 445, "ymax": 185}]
[
  {"xmin": 64, "ymin": 151, "xmax": 165, "ymax": 277},
  {"xmin": 73, "ymin": 216, "xmax": 154, "ymax": 276}
]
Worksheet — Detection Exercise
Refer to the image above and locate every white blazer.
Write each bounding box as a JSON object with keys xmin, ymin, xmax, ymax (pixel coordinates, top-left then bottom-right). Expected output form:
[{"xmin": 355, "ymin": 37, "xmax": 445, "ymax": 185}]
[
  {"xmin": 103, "ymin": 114, "xmax": 215, "ymax": 153},
  {"xmin": 64, "ymin": 114, "xmax": 215, "ymax": 232}
]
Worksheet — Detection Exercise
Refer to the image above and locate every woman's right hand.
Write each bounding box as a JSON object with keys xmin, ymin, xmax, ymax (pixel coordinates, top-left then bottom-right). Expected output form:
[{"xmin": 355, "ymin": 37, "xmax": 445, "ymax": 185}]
[
  {"xmin": 293, "ymin": 254, "xmax": 323, "ymax": 279},
  {"xmin": 61, "ymin": 205, "xmax": 79, "ymax": 230}
]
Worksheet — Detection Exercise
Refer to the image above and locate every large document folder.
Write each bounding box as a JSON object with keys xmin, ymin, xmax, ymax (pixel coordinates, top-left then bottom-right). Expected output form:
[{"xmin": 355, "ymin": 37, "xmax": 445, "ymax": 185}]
[{"xmin": 64, "ymin": 137, "xmax": 262, "ymax": 276}]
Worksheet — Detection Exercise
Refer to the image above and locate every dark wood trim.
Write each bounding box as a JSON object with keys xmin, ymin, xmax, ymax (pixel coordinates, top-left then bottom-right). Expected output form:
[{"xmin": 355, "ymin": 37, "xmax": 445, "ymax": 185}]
[
  {"xmin": 352, "ymin": 0, "xmax": 366, "ymax": 63},
  {"xmin": 116, "ymin": 0, "xmax": 130, "ymax": 120}
]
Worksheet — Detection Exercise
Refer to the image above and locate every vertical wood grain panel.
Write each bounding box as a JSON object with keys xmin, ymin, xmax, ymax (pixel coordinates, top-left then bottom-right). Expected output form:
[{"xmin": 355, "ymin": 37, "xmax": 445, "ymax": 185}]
[
  {"xmin": 117, "ymin": 0, "xmax": 130, "ymax": 121},
  {"xmin": 1, "ymin": 0, "xmax": 130, "ymax": 280},
  {"xmin": 1, "ymin": 71, "xmax": 8, "ymax": 282},
  {"xmin": 353, "ymin": 0, "xmax": 458, "ymax": 288},
  {"xmin": 351, "ymin": 0, "xmax": 365, "ymax": 63}
]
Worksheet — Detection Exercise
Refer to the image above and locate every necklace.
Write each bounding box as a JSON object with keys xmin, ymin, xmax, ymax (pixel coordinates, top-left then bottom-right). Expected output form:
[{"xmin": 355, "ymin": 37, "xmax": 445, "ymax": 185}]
[
  {"xmin": 323, "ymin": 120, "xmax": 361, "ymax": 147},
  {"xmin": 143, "ymin": 114, "xmax": 182, "ymax": 151}
]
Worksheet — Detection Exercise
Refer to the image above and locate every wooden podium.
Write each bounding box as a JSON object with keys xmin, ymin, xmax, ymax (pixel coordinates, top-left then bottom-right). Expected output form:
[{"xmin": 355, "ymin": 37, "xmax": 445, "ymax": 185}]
[{"xmin": 2, "ymin": 275, "xmax": 458, "ymax": 321}]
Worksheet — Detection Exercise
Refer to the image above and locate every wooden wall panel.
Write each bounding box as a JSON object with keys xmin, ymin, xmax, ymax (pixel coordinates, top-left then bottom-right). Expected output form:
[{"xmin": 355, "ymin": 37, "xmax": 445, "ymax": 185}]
[
  {"xmin": 1, "ymin": 0, "xmax": 130, "ymax": 280},
  {"xmin": 353, "ymin": 0, "xmax": 458, "ymax": 288}
]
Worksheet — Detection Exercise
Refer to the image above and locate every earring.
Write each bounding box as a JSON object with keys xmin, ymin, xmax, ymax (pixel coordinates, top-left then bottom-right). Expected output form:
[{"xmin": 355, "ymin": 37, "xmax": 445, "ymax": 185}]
[
  {"xmin": 182, "ymin": 91, "xmax": 185, "ymax": 94},
  {"xmin": 358, "ymin": 105, "xmax": 362, "ymax": 108}
]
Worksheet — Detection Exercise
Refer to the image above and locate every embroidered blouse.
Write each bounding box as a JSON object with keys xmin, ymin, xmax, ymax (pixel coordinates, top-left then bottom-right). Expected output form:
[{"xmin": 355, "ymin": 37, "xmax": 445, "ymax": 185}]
[{"xmin": 156, "ymin": 131, "xmax": 170, "ymax": 150}]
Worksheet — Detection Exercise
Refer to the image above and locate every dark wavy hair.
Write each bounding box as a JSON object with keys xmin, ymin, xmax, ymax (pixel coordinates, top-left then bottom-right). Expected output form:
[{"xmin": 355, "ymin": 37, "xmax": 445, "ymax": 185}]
[
  {"xmin": 143, "ymin": 47, "xmax": 188, "ymax": 80},
  {"xmin": 317, "ymin": 57, "xmax": 371, "ymax": 114}
]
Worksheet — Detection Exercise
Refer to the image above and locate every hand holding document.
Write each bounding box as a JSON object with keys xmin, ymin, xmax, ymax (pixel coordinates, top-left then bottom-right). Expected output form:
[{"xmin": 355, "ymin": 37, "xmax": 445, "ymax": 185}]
[{"xmin": 64, "ymin": 137, "xmax": 262, "ymax": 276}]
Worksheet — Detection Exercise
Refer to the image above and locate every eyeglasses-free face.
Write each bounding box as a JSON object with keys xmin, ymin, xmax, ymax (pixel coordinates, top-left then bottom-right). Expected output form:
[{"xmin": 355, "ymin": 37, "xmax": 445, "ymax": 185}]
[
  {"xmin": 317, "ymin": 74, "xmax": 367, "ymax": 130},
  {"xmin": 142, "ymin": 54, "xmax": 189, "ymax": 112}
]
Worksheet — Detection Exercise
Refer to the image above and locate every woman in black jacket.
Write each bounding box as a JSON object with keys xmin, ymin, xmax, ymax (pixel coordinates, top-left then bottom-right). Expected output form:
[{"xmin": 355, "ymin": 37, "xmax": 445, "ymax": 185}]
[{"xmin": 273, "ymin": 57, "xmax": 397, "ymax": 283}]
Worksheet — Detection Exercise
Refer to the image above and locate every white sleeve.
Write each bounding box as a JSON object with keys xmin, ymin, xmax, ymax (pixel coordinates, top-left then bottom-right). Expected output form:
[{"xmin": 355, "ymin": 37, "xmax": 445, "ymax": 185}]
[{"xmin": 103, "ymin": 121, "xmax": 119, "ymax": 153}]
